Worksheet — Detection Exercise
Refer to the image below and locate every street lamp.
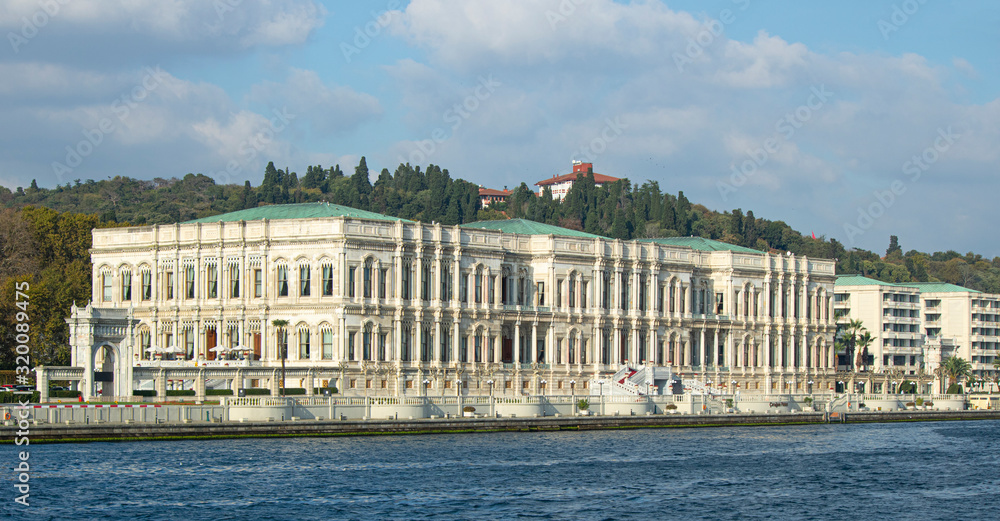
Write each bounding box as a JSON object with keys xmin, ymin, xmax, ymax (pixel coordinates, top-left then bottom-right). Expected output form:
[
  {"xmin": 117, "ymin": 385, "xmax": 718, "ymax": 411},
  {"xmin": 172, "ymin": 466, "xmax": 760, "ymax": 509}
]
[
  {"xmin": 570, "ymin": 379, "xmax": 576, "ymax": 399},
  {"xmin": 422, "ymin": 379, "xmax": 430, "ymax": 397},
  {"xmin": 540, "ymin": 379, "xmax": 546, "ymax": 396}
]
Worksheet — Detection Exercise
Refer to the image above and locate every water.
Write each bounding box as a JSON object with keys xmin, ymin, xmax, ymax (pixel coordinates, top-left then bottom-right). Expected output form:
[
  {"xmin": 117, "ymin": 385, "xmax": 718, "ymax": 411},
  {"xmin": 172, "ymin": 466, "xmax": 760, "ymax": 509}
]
[{"xmin": 6, "ymin": 421, "xmax": 999, "ymax": 520}]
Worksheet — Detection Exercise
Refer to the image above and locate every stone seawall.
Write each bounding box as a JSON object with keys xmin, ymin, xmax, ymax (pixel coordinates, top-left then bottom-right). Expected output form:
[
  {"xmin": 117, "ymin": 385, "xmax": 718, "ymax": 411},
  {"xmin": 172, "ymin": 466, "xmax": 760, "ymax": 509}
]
[{"xmin": 4, "ymin": 410, "xmax": 999, "ymax": 443}]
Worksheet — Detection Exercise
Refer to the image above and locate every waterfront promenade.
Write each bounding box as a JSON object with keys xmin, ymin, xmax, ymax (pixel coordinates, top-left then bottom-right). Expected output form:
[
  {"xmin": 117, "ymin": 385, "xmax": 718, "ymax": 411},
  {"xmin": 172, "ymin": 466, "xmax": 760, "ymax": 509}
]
[{"xmin": 3, "ymin": 393, "xmax": 996, "ymax": 443}]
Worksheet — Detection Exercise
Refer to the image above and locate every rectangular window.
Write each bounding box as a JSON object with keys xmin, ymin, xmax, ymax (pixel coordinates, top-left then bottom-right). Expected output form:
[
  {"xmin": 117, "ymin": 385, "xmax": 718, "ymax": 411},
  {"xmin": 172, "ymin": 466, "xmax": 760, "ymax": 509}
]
[
  {"xmin": 186, "ymin": 266, "xmax": 195, "ymax": 299},
  {"xmin": 300, "ymin": 265, "xmax": 310, "ymax": 296},
  {"xmin": 103, "ymin": 273, "xmax": 113, "ymax": 302},
  {"xmin": 322, "ymin": 330, "xmax": 333, "ymax": 359},
  {"xmin": 401, "ymin": 263, "xmax": 411, "ymax": 300},
  {"xmin": 581, "ymin": 281, "xmax": 587, "ymax": 309},
  {"xmin": 254, "ymin": 269, "xmax": 262, "ymax": 298},
  {"xmin": 229, "ymin": 264, "xmax": 240, "ymax": 298},
  {"xmin": 460, "ymin": 273, "xmax": 468, "ymax": 303},
  {"xmin": 379, "ymin": 333, "xmax": 387, "ymax": 361},
  {"xmin": 121, "ymin": 271, "xmax": 131, "ymax": 301},
  {"xmin": 379, "ymin": 268, "xmax": 388, "ymax": 299},
  {"xmin": 166, "ymin": 272, "xmax": 174, "ymax": 300},
  {"xmin": 207, "ymin": 265, "xmax": 218, "ymax": 299},
  {"xmin": 348, "ymin": 267, "xmax": 356, "ymax": 298},
  {"xmin": 556, "ymin": 280, "xmax": 562, "ymax": 308},
  {"xmin": 348, "ymin": 332, "xmax": 356, "ymax": 360},
  {"xmin": 142, "ymin": 271, "xmax": 152, "ymax": 300},
  {"xmin": 537, "ymin": 281, "xmax": 545, "ymax": 306},
  {"xmin": 278, "ymin": 266, "xmax": 289, "ymax": 297},
  {"xmin": 322, "ymin": 265, "xmax": 334, "ymax": 296},
  {"xmin": 186, "ymin": 330, "xmax": 195, "ymax": 359},
  {"xmin": 299, "ymin": 330, "xmax": 310, "ymax": 359},
  {"xmin": 460, "ymin": 336, "xmax": 468, "ymax": 363},
  {"xmin": 422, "ymin": 265, "xmax": 431, "ymax": 301},
  {"xmin": 363, "ymin": 265, "xmax": 372, "ymax": 298}
]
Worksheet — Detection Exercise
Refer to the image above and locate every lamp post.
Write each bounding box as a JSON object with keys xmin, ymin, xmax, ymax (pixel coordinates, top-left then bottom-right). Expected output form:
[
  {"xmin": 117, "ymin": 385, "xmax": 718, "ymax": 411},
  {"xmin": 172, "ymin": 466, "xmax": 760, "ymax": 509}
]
[
  {"xmin": 487, "ymin": 379, "xmax": 494, "ymax": 417},
  {"xmin": 540, "ymin": 379, "xmax": 546, "ymax": 397},
  {"xmin": 422, "ymin": 379, "xmax": 430, "ymax": 397},
  {"xmin": 570, "ymin": 379, "xmax": 576, "ymax": 400}
]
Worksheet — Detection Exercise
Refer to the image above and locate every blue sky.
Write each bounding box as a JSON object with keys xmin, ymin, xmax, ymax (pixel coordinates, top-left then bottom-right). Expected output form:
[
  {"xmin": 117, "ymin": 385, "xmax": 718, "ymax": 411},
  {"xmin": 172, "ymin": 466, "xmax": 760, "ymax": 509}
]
[{"xmin": 1, "ymin": 0, "xmax": 998, "ymax": 257}]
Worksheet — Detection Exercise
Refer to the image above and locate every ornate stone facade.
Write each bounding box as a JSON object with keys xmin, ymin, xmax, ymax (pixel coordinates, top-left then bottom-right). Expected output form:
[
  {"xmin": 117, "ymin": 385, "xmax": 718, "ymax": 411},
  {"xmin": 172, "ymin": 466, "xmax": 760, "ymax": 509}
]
[{"xmin": 63, "ymin": 203, "xmax": 839, "ymax": 399}]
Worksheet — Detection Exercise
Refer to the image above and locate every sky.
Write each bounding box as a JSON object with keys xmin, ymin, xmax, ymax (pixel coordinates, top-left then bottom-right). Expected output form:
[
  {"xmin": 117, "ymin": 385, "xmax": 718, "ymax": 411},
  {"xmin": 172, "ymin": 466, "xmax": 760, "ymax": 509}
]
[{"xmin": 1, "ymin": 0, "xmax": 998, "ymax": 257}]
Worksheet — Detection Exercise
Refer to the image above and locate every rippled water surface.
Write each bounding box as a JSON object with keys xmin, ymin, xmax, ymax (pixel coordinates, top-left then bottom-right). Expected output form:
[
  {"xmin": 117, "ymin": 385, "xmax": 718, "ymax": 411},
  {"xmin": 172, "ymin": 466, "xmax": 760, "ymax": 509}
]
[{"xmin": 8, "ymin": 420, "xmax": 999, "ymax": 520}]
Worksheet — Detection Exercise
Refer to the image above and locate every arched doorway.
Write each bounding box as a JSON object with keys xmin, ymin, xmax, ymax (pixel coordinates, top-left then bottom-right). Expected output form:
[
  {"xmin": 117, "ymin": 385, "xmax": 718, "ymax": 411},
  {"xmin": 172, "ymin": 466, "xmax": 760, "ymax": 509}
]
[{"xmin": 94, "ymin": 344, "xmax": 116, "ymax": 398}]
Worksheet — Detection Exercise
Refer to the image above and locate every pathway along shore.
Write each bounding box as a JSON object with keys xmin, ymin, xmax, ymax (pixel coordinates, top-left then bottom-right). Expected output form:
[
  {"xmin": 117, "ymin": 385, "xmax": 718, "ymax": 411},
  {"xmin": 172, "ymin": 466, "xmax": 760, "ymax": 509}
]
[{"xmin": 4, "ymin": 410, "xmax": 1000, "ymax": 443}]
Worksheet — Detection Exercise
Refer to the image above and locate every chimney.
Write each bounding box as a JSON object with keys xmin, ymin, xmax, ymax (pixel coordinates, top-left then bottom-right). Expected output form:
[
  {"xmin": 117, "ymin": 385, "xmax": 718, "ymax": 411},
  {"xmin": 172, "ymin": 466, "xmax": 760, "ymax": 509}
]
[{"xmin": 573, "ymin": 162, "xmax": 593, "ymax": 174}]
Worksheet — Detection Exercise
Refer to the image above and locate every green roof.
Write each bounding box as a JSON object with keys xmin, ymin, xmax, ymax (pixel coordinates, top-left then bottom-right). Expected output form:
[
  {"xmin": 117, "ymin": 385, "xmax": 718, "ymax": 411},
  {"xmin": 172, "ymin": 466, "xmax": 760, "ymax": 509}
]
[
  {"xmin": 637, "ymin": 236, "xmax": 763, "ymax": 254},
  {"xmin": 184, "ymin": 202, "xmax": 408, "ymax": 224},
  {"xmin": 835, "ymin": 276, "xmax": 980, "ymax": 293},
  {"xmin": 900, "ymin": 282, "xmax": 981, "ymax": 293},
  {"xmin": 835, "ymin": 275, "xmax": 893, "ymax": 287},
  {"xmin": 460, "ymin": 219, "xmax": 606, "ymax": 239}
]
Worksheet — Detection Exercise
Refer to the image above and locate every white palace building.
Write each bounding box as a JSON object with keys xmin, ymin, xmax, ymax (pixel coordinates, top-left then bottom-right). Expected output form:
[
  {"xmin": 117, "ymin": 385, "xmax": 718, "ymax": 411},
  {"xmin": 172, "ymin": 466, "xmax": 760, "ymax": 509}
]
[{"xmin": 42, "ymin": 202, "xmax": 842, "ymax": 401}]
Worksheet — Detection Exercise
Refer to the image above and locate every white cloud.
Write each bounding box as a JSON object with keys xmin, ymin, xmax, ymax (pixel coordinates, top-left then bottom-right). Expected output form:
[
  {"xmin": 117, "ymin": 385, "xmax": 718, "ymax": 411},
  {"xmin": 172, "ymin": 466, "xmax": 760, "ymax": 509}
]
[
  {"xmin": 0, "ymin": 0, "xmax": 326, "ymax": 63},
  {"xmin": 247, "ymin": 68, "xmax": 382, "ymax": 136}
]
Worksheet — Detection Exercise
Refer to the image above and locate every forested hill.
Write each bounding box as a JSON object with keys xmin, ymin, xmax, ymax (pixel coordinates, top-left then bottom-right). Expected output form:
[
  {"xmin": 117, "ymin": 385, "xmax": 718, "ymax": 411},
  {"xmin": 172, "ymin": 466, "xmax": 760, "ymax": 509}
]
[{"xmin": 4, "ymin": 157, "xmax": 1000, "ymax": 292}]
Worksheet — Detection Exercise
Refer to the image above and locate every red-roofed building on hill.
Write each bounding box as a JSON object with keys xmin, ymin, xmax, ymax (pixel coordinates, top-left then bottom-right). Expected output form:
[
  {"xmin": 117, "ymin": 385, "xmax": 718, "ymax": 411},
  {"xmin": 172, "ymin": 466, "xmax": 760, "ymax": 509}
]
[
  {"xmin": 478, "ymin": 187, "xmax": 511, "ymax": 206},
  {"xmin": 535, "ymin": 162, "xmax": 620, "ymax": 200}
]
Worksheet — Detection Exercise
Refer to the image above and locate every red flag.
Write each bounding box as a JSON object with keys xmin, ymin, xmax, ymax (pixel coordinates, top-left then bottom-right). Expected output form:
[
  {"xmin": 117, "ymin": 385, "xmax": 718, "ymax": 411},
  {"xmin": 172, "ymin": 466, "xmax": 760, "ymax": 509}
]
[{"xmin": 811, "ymin": 231, "xmax": 816, "ymax": 240}]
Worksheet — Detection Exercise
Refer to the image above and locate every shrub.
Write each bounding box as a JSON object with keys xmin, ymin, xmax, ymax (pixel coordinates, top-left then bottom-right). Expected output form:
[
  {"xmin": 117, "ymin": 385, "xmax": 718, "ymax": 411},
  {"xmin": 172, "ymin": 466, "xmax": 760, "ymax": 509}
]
[
  {"xmin": 905, "ymin": 402, "xmax": 915, "ymax": 407},
  {"xmin": 281, "ymin": 388, "xmax": 306, "ymax": 395},
  {"xmin": 51, "ymin": 390, "xmax": 82, "ymax": 398},
  {"xmin": 665, "ymin": 404, "xmax": 678, "ymax": 410},
  {"xmin": 0, "ymin": 391, "xmax": 39, "ymax": 403},
  {"xmin": 945, "ymin": 384, "xmax": 964, "ymax": 395},
  {"xmin": 206, "ymin": 389, "xmax": 233, "ymax": 396},
  {"xmin": 166, "ymin": 390, "xmax": 196, "ymax": 397},
  {"xmin": 243, "ymin": 388, "xmax": 270, "ymax": 396},
  {"xmin": 133, "ymin": 390, "xmax": 156, "ymax": 397},
  {"xmin": 577, "ymin": 399, "xmax": 590, "ymax": 411},
  {"xmin": 803, "ymin": 397, "xmax": 813, "ymax": 404},
  {"xmin": 463, "ymin": 406, "xmax": 476, "ymax": 413},
  {"xmin": 915, "ymin": 397, "xmax": 924, "ymax": 406},
  {"xmin": 314, "ymin": 387, "xmax": 338, "ymax": 394}
]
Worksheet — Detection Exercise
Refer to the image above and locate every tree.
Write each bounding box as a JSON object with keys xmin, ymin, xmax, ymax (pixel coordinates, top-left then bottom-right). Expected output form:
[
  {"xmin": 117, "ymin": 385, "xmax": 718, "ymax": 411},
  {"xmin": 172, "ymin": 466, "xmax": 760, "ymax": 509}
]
[
  {"xmin": 942, "ymin": 356, "xmax": 972, "ymax": 394},
  {"xmin": 272, "ymin": 319, "xmax": 289, "ymax": 394},
  {"xmin": 835, "ymin": 319, "xmax": 865, "ymax": 372},
  {"xmin": 886, "ymin": 235, "xmax": 902, "ymax": 258},
  {"xmin": 855, "ymin": 331, "xmax": 873, "ymax": 372}
]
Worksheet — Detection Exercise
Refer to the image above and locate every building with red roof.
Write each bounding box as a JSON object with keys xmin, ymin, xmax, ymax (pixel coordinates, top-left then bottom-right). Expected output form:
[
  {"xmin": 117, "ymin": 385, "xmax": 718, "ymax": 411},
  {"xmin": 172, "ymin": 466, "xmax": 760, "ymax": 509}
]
[
  {"xmin": 535, "ymin": 162, "xmax": 620, "ymax": 200},
  {"xmin": 478, "ymin": 187, "xmax": 511, "ymax": 206}
]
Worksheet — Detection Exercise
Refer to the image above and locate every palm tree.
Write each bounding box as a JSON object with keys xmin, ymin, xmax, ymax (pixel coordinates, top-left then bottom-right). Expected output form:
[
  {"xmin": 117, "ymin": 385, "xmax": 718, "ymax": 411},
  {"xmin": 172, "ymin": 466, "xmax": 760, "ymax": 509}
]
[
  {"xmin": 836, "ymin": 319, "xmax": 865, "ymax": 372},
  {"xmin": 942, "ymin": 356, "xmax": 972, "ymax": 394},
  {"xmin": 856, "ymin": 331, "xmax": 874, "ymax": 372},
  {"xmin": 272, "ymin": 319, "xmax": 289, "ymax": 394}
]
